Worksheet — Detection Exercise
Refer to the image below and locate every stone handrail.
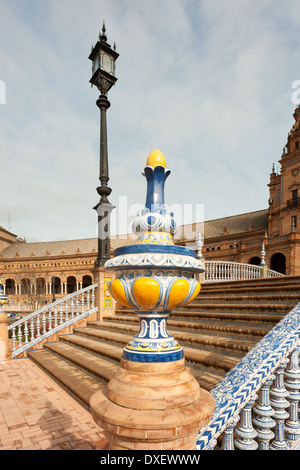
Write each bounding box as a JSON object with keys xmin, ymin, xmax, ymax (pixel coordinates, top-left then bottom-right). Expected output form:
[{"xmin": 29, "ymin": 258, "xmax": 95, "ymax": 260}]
[
  {"xmin": 204, "ymin": 260, "xmax": 284, "ymax": 282},
  {"xmin": 8, "ymin": 284, "xmax": 98, "ymax": 358},
  {"xmin": 196, "ymin": 302, "xmax": 300, "ymax": 450}
]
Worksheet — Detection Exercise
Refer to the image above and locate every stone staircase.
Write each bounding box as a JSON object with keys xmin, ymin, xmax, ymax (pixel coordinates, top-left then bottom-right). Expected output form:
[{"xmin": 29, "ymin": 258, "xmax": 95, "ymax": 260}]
[{"xmin": 27, "ymin": 275, "xmax": 300, "ymax": 412}]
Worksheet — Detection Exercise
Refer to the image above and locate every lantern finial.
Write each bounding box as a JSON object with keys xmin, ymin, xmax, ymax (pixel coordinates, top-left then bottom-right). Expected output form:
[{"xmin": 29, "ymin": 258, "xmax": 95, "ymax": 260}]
[{"xmin": 100, "ymin": 20, "xmax": 107, "ymax": 41}]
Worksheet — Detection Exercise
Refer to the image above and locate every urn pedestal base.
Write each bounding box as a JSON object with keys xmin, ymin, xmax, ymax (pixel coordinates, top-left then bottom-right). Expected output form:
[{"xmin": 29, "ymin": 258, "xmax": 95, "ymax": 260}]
[{"xmin": 90, "ymin": 357, "xmax": 215, "ymax": 450}]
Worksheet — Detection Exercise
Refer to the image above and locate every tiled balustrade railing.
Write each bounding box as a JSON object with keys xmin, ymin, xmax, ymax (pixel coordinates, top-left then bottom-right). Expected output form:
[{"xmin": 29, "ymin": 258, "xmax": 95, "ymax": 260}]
[
  {"xmin": 196, "ymin": 302, "xmax": 300, "ymax": 450},
  {"xmin": 8, "ymin": 284, "xmax": 98, "ymax": 358}
]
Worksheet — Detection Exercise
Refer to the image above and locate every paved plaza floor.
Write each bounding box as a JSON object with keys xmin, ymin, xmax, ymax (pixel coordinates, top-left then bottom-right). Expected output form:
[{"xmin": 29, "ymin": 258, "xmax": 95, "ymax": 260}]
[{"xmin": 0, "ymin": 357, "xmax": 107, "ymax": 451}]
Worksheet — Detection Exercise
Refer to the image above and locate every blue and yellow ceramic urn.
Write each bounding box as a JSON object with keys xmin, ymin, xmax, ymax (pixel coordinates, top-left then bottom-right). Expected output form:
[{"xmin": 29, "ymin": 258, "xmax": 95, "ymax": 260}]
[{"xmin": 105, "ymin": 150, "xmax": 204, "ymax": 362}]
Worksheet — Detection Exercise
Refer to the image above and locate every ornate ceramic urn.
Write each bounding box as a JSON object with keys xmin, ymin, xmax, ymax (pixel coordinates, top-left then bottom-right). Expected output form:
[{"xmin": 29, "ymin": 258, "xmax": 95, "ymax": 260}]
[
  {"xmin": 90, "ymin": 150, "xmax": 214, "ymax": 450},
  {"xmin": 105, "ymin": 149, "xmax": 204, "ymax": 363}
]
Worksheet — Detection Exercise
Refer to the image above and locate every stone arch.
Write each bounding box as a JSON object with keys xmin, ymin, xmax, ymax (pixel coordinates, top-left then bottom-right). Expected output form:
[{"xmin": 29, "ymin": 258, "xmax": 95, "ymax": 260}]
[
  {"xmin": 248, "ymin": 256, "xmax": 261, "ymax": 266},
  {"xmin": 36, "ymin": 277, "xmax": 46, "ymax": 294},
  {"xmin": 21, "ymin": 278, "xmax": 31, "ymax": 295},
  {"xmin": 270, "ymin": 252, "xmax": 286, "ymax": 275},
  {"xmin": 66, "ymin": 276, "xmax": 77, "ymax": 294},
  {"xmin": 5, "ymin": 278, "xmax": 16, "ymax": 295},
  {"xmin": 82, "ymin": 275, "xmax": 93, "ymax": 288},
  {"xmin": 52, "ymin": 276, "xmax": 62, "ymax": 294}
]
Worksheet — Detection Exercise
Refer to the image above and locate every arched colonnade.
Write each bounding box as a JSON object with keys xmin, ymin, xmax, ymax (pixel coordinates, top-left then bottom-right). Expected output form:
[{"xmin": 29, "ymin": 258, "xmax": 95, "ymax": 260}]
[{"xmin": 2, "ymin": 274, "xmax": 93, "ymax": 296}]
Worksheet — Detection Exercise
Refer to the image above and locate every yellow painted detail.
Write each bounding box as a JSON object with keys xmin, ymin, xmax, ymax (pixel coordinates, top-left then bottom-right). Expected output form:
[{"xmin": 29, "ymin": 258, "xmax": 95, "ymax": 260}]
[
  {"xmin": 109, "ymin": 279, "xmax": 132, "ymax": 309},
  {"xmin": 185, "ymin": 282, "xmax": 201, "ymax": 305},
  {"xmin": 146, "ymin": 149, "xmax": 166, "ymax": 168},
  {"xmin": 137, "ymin": 231, "xmax": 173, "ymax": 245},
  {"xmin": 133, "ymin": 277, "xmax": 161, "ymax": 310},
  {"xmin": 126, "ymin": 342, "xmax": 181, "ymax": 352},
  {"xmin": 167, "ymin": 279, "xmax": 190, "ymax": 310}
]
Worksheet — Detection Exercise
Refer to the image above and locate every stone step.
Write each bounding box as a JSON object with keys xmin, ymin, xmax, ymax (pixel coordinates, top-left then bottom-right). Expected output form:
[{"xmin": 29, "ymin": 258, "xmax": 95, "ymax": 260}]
[
  {"xmin": 201, "ymin": 275, "xmax": 300, "ymax": 288},
  {"xmin": 192, "ymin": 293, "xmax": 300, "ymax": 303},
  {"xmin": 200, "ymin": 278, "xmax": 300, "ymax": 293},
  {"xmin": 73, "ymin": 324, "xmax": 133, "ymax": 347},
  {"xmin": 173, "ymin": 302, "xmax": 292, "ymax": 313},
  {"xmin": 116, "ymin": 308, "xmax": 284, "ymax": 324},
  {"xmin": 60, "ymin": 331, "xmax": 224, "ymax": 388},
  {"xmin": 104, "ymin": 314, "xmax": 271, "ymax": 339},
  {"xmin": 172, "ymin": 310, "xmax": 285, "ymax": 323},
  {"xmin": 191, "ymin": 370, "xmax": 223, "ymax": 392},
  {"xmin": 28, "ymin": 330, "xmax": 223, "ymax": 412},
  {"xmin": 44, "ymin": 341, "xmax": 119, "ymax": 383},
  {"xmin": 199, "ymin": 288, "xmax": 300, "ymax": 299},
  {"xmin": 28, "ymin": 349, "xmax": 104, "ymax": 411},
  {"xmin": 60, "ymin": 332, "xmax": 123, "ymax": 363},
  {"xmin": 69, "ymin": 322, "xmax": 240, "ymax": 376},
  {"xmin": 85, "ymin": 320, "xmax": 256, "ymax": 355}
]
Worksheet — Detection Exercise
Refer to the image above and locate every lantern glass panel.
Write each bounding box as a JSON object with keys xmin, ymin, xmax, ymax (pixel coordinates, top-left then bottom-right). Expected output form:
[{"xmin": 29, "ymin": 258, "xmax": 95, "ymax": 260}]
[
  {"xmin": 100, "ymin": 51, "xmax": 114, "ymax": 75},
  {"xmin": 94, "ymin": 55, "xmax": 100, "ymax": 72}
]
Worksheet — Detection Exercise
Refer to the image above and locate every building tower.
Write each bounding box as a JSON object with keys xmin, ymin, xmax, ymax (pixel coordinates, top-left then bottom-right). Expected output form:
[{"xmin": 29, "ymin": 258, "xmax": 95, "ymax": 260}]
[{"xmin": 268, "ymin": 105, "xmax": 300, "ymax": 275}]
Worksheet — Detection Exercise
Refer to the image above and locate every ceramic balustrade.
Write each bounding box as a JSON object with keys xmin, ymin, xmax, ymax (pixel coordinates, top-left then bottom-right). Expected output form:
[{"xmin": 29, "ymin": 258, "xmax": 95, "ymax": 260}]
[
  {"xmin": 253, "ymin": 376, "xmax": 275, "ymax": 449},
  {"xmin": 196, "ymin": 303, "xmax": 300, "ymax": 450},
  {"xmin": 8, "ymin": 284, "xmax": 97, "ymax": 358}
]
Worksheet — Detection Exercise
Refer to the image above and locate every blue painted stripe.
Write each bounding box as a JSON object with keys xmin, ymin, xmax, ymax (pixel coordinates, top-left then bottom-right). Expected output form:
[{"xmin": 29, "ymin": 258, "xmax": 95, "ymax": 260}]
[
  {"xmin": 122, "ymin": 349, "xmax": 183, "ymax": 363},
  {"xmin": 114, "ymin": 244, "xmax": 195, "ymax": 257}
]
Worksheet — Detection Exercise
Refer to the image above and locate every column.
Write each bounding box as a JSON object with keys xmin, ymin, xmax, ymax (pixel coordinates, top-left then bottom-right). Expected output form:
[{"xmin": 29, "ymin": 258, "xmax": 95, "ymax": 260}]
[
  {"xmin": 235, "ymin": 395, "xmax": 258, "ymax": 450},
  {"xmin": 91, "ymin": 266, "xmax": 115, "ymax": 321},
  {"xmin": 0, "ymin": 286, "xmax": 9, "ymax": 361},
  {"xmin": 285, "ymin": 345, "xmax": 300, "ymax": 442},
  {"xmin": 270, "ymin": 359, "xmax": 290, "ymax": 450},
  {"xmin": 253, "ymin": 377, "xmax": 275, "ymax": 449}
]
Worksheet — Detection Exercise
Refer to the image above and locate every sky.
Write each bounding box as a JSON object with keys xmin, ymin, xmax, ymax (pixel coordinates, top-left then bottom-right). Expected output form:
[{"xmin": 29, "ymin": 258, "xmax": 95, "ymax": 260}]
[{"xmin": 1, "ymin": 0, "xmax": 300, "ymax": 242}]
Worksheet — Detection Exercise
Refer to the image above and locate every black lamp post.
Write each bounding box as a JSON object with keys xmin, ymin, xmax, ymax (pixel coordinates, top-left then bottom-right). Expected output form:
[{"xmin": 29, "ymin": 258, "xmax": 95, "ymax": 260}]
[{"xmin": 89, "ymin": 22, "xmax": 119, "ymax": 267}]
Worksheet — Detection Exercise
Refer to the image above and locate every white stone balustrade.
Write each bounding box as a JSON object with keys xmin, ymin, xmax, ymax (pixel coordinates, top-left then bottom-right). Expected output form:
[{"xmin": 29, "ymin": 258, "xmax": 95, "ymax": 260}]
[
  {"xmin": 204, "ymin": 260, "xmax": 284, "ymax": 282},
  {"xmin": 8, "ymin": 284, "xmax": 97, "ymax": 358}
]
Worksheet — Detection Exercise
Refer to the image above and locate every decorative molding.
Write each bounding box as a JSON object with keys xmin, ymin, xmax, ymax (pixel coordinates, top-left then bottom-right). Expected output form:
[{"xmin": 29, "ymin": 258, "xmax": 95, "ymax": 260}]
[{"xmin": 105, "ymin": 252, "xmax": 204, "ymax": 271}]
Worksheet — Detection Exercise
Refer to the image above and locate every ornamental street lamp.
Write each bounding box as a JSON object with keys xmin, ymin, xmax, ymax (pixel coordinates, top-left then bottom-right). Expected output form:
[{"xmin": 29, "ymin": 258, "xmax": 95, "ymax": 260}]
[{"xmin": 89, "ymin": 22, "xmax": 119, "ymax": 267}]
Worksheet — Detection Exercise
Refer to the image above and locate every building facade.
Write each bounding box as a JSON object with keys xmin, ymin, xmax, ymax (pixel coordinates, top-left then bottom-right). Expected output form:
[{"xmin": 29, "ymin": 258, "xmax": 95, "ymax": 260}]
[{"xmin": 1, "ymin": 106, "xmax": 300, "ymax": 308}]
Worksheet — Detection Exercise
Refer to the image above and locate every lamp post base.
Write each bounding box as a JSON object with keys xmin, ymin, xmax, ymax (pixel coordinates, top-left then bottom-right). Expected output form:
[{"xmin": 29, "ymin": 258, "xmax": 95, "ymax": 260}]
[
  {"xmin": 90, "ymin": 357, "xmax": 215, "ymax": 450},
  {"xmin": 91, "ymin": 266, "xmax": 115, "ymax": 321}
]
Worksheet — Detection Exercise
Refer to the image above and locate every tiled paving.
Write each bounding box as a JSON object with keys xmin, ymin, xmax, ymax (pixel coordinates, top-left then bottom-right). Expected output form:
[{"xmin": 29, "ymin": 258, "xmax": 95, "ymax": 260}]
[{"xmin": 0, "ymin": 357, "xmax": 107, "ymax": 450}]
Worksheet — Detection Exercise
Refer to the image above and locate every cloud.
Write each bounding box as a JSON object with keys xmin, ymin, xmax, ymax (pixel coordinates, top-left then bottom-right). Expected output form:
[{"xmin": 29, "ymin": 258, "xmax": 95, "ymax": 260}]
[{"xmin": 1, "ymin": 0, "xmax": 299, "ymax": 242}]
